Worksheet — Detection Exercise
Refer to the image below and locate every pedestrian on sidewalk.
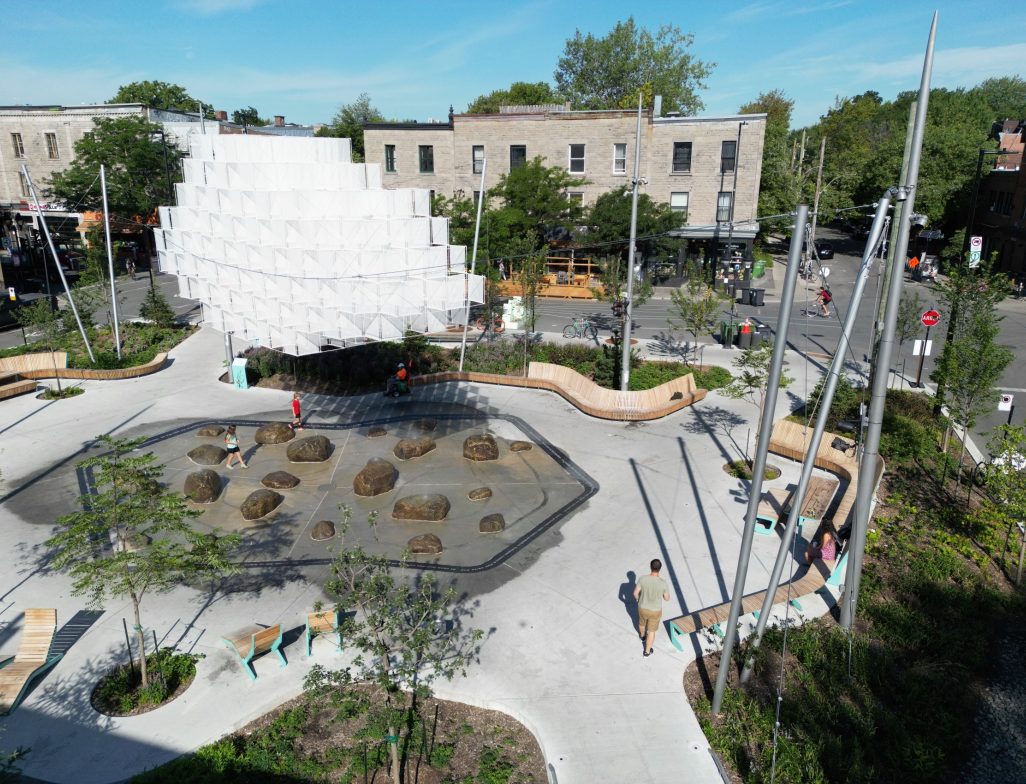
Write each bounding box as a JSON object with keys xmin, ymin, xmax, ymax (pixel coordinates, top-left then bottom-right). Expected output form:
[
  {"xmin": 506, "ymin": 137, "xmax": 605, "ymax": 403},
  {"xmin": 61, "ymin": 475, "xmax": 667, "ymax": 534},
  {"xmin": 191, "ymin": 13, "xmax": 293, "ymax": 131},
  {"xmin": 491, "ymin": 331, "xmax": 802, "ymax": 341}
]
[
  {"xmin": 633, "ymin": 558, "xmax": 670, "ymax": 657},
  {"xmin": 290, "ymin": 392, "xmax": 304, "ymax": 432},
  {"xmin": 224, "ymin": 424, "xmax": 248, "ymax": 469}
]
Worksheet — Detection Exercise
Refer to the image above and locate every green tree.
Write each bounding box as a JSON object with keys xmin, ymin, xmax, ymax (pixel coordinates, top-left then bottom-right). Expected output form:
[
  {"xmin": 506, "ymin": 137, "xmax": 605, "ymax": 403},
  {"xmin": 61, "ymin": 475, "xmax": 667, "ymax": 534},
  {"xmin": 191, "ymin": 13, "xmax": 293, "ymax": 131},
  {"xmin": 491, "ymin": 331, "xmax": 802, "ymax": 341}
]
[
  {"xmin": 590, "ymin": 255, "xmax": 653, "ymax": 311},
  {"xmin": 108, "ymin": 81, "xmax": 209, "ymax": 115},
  {"xmin": 554, "ymin": 17, "xmax": 712, "ymax": 113},
  {"xmin": 984, "ymin": 424, "xmax": 1026, "ymax": 577},
  {"xmin": 466, "ymin": 81, "xmax": 561, "ymax": 114},
  {"xmin": 973, "ymin": 76, "xmax": 1026, "ymax": 122},
  {"xmin": 431, "ymin": 190, "xmax": 478, "ymax": 250},
  {"xmin": 16, "ymin": 299, "xmax": 67, "ymax": 395},
  {"xmin": 316, "ymin": 93, "xmax": 385, "ymax": 161},
  {"xmin": 310, "ymin": 506, "xmax": 483, "ymax": 784},
  {"xmin": 46, "ymin": 435, "xmax": 240, "ymax": 688},
  {"xmin": 896, "ymin": 290, "xmax": 924, "ymax": 355},
  {"xmin": 139, "ymin": 285, "xmax": 177, "ymax": 328},
  {"xmin": 723, "ymin": 343, "xmax": 793, "ymax": 434},
  {"xmin": 739, "ymin": 90, "xmax": 798, "ymax": 225},
  {"xmin": 668, "ymin": 268, "xmax": 728, "ymax": 365},
  {"xmin": 231, "ymin": 106, "xmax": 267, "ymax": 126},
  {"xmin": 48, "ymin": 116, "xmax": 183, "ymax": 262},
  {"xmin": 487, "ymin": 157, "xmax": 585, "ymax": 250},
  {"xmin": 584, "ymin": 186, "xmax": 680, "ymax": 261}
]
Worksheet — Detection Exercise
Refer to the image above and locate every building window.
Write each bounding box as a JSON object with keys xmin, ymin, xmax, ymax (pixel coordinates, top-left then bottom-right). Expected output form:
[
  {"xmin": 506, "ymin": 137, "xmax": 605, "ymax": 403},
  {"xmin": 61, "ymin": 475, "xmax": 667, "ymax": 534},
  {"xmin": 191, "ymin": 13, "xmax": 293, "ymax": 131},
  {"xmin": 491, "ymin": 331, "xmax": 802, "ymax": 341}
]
[
  {"xmin": 472, "ymin": 145, "xmax": 484, "ymax": 174},
  {"xmin": 613, "ymin": 143, "xmax": 627, "ymax": 173},
  {"xmin": 568, "ymin": 192, "xmax": 584, "ymax": 205},
  {"xmin": 568, "ymin": 144, "xmax": 585, "ymax": 173},
  {"xmin": 418, "ymin": 145, "xmax": 434, "ymax": 174},
  {"xmin": 384, "ymin": 145, "xmax": 396, "ymax": 173},
  {"xmin": 44, "ymin": 132, "xmax": 59, "ymax": 159},
  {"xmin": 473, "ymin": 191, "xmax": 482, "ymax": 207},
  {"xmin": 11, "ymin": 133, "xmax": 24, "ymax": 158},
  {"xmin": 670, "ymin": 192, "xmax": 689, "ymax": 221},
  {"xmin": 721, "ymin": 140, "xmax": 737, "ymax": 173},
  {"xmin": 510, "ymin": 145, "xmax": 527, "ymax": 170},
  {"xmin": 717, "ymin": 192, "xmax": 734, "ymax": 223},
  {"xmin": 18, "ymin": 172, "xmax": 30, "ymax": 197},
  {"xmin": 672, "ymin": 142, "xmax": 692, "ymax": 173}
]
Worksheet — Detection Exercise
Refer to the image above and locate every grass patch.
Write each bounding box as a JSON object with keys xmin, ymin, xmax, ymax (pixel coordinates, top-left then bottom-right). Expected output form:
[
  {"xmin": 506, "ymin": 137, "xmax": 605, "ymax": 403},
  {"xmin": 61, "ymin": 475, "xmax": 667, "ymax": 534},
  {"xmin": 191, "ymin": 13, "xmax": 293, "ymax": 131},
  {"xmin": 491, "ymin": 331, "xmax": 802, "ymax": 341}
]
[
  {"xmin": 40, "ymin": 386, "xmax": 84, "ymax": 400},
  {"xmin": 723, "ymin": 460, "xmax": 782, "ymax": 481}
]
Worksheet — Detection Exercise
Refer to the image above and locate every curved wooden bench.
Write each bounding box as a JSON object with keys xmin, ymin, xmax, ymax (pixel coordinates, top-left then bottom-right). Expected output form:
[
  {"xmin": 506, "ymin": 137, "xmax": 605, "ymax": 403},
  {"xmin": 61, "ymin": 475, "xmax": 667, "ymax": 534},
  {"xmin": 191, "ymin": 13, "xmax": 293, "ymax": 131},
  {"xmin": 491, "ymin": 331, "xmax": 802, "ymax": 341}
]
[
  {"xmin": 0, "ymin": 352, "xmax": 168, "ymax": 381},
  {"xmin": 0, "ymin": 608, "xmax": 63, "ymax": 714},
  {"xmin": 412, "ymin": 362, "xmax": 707, "ymax": 421}
]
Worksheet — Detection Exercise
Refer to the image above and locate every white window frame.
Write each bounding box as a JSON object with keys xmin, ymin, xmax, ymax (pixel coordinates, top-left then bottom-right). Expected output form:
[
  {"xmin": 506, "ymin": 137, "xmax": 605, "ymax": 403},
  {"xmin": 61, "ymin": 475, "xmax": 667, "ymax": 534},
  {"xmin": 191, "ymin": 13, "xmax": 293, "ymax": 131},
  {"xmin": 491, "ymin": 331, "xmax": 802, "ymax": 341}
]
[
  {"xmin": 44, "ymin": 132, "xmax": 59, "ymax": 160},
  {"xmin": 717, "ymin": 192, "xmax": 734, "ymax": 223},
  {"xmin": 568, "ymin": 144, "xmax": 586, "ymax": 174},
  {"xmin": 11, "ymin": 132, "xmax": 25, "ymax": 158},
  {"xmin": 472, "ymin": 145, "xmax": 484, "ymax": 174},
  {"xmin": 670, "ymin": 192, "xmax": 689, "ymax": 221},
  {"xmin": 613, "ymin": 143, "xmax": 627, "ymax": 174}
]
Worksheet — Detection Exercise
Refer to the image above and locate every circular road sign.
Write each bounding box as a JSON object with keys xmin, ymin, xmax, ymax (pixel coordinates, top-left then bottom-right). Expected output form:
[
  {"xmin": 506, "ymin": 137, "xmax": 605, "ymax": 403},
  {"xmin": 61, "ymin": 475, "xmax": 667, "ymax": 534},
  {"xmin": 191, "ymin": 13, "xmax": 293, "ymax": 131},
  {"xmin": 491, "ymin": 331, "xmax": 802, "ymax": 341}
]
[{"xmin": 921, "ymin": 309, "xmax": 940, "ymax": 327}]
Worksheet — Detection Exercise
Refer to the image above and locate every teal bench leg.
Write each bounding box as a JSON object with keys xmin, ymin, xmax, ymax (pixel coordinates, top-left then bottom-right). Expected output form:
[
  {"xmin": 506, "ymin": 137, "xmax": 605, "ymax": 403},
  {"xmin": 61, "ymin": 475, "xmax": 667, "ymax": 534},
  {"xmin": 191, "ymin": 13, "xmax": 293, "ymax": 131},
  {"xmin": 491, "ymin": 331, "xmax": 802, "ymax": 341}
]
[
  {"xmin": 241, "ymin": 654, "xmax": 257, "ymax": 681},
  {"xmin": 710, "ymin": 623, "xmax": 724, "ymax": 638},
  {"xmin": 669, "ymin": 622, "xmax": 685, "ymax": 652},
  {"xmin": 827, "ymin": 552, "xmax": 849, "ymax": 587},
  {"xmin": 270, "ymin": 631, "xmax": 287, "ymax": 668}
]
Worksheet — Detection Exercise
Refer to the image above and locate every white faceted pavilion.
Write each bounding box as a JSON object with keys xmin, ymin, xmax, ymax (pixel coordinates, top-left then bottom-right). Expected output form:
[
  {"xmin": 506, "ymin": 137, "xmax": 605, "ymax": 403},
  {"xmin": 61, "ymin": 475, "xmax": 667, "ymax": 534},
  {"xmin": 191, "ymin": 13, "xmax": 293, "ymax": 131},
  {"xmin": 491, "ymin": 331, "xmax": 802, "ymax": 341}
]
[{"xmin": 154, "ymin": 135, "xmax": 481, "ymax": 355}]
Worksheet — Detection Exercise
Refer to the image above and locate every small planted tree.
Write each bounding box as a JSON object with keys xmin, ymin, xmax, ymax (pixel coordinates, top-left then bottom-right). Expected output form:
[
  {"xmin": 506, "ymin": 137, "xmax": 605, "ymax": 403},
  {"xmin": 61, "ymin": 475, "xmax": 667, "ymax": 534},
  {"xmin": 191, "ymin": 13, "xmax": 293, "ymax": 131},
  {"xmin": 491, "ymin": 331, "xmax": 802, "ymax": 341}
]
[
  {"xmin": 310, "ymin": 507, "xmax": 483, "ymax": 784},
  {"xmin": 668, "ymin": 264, "xmax": 729, "ymax": 365},
  {"xmin": 16, "ymin": 299, "xmax": 67, "ymax": 396},
  {"xmin": 139, "ymin": 285, "xmax": 177, "ymax": 328},
  {"xmin": 723, "ymin": 343, "xmax": 793, "ymax": 458},
  {"xmin": 46, "ymin": 435, "xmax": 240, "ymax": 687},
  {"xmin": 984, "ymin": 425, "xmax": 1026, "ymax": 580}
]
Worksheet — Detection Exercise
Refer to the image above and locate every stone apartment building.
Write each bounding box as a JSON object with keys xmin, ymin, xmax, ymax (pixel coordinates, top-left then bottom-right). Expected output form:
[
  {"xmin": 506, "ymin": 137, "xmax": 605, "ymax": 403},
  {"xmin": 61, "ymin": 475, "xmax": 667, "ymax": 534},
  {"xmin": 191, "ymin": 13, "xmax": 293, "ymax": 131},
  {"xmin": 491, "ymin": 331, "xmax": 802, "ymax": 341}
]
[
  {"xmin": 976, "ymin": 120, "xmax": 1026, "ymax": 278},
  {"xmin": 364, "ymin": 102, "xmax": 767, "ymax": 258}
]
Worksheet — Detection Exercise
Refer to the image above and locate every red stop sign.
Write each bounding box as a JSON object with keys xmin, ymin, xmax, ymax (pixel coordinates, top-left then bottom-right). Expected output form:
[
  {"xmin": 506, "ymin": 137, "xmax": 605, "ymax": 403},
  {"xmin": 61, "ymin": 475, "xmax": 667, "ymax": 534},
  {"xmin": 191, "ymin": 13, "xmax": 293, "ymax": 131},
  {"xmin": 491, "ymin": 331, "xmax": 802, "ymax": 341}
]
[{"xmin": 921, "ymin": 310, "xmax": 940, "ymax": 327}]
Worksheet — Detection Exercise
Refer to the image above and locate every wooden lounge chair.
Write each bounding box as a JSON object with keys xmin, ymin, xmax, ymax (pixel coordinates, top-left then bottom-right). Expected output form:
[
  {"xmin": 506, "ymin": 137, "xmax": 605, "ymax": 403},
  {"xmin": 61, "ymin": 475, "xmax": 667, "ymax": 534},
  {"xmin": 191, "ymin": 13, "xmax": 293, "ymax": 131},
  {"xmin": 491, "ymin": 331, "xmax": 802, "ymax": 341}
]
[
  {"xmin": 0, "ymin": 608, "xmax": 62, "ymax": 714},
  {"xmin": 221, "ymin": 624, "xmax": 286, "ymax": 681},
  {"xmin": 304, "ymin": 610, "xmax": 342, "ymax": 656}
]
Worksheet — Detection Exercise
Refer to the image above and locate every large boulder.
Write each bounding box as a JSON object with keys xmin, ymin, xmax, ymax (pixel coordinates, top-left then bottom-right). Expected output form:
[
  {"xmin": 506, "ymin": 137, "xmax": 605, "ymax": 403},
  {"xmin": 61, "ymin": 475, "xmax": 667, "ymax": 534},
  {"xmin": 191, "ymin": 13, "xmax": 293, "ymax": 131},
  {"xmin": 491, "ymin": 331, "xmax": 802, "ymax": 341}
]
[
  {"xmin": 287, "ymin": 435, "xmax": 332, "ymax": 462},
  {"xmin": 196, "ymin": 425, "xmax": 225, "ymax": 438},
  {"xmin": 310, "ymin": 520, "xmax": 336, "ymax": 541},
  {"xmin": 262, "ymin": 471, "xmax": 300, "ymax": 489},
  {"xmin": 393, "ymin": 437, "xmax": 436, "ymax": 460},
  {"xmin": 463, "ymin": 434, "xmax": 499, "ymax": 461},
  {"xmin": 408, "ymin": 533, "xmax": 443, "ymax": 554},
  {"xmin": 184, "ymin": 469, "xmax": 222, "ymax": 503},
  {"xmin": 479, "ymin": 513, "xmax": 506, "ymax": 533},
  {"xmin": 241, "ymin": 489, "xmax": 284, "ymax": 521},
  {"xmin": 354, "ymin": 459, "xmax": 398, "ymax": 497},
  {"xmin": 188, "ymin": 444, "xmax": 227, "ymax": 466},
  {"xmin": 255, "ymin": 422, "xmax": 295, "ymax": 445},
  {"xmin": 510, "ymin": 441, "xmax": 533, "ymax": 453},
  {"xmin": 392, "ymin": 494, "xmax": 450, "ymax": 522},
  {"xmin": 468, "ymin": 487, "xmax": 492, "ymax": 501}
]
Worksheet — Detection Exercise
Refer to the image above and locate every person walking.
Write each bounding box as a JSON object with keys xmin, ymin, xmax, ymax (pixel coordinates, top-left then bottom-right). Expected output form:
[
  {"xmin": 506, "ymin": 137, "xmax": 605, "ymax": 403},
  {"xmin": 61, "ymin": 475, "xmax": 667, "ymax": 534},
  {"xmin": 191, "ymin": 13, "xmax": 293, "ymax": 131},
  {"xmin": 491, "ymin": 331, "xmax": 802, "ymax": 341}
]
[
  {"xmin": 224, "ymin": 424, "xmax": 248, "ymax": 469},
  {"xmin": 290, "ymin": 392, "xmax": 304, "ymax": 432},
  {"xmin": 633, "ymin": 558, "xmax": 670, "ymax": 657}
]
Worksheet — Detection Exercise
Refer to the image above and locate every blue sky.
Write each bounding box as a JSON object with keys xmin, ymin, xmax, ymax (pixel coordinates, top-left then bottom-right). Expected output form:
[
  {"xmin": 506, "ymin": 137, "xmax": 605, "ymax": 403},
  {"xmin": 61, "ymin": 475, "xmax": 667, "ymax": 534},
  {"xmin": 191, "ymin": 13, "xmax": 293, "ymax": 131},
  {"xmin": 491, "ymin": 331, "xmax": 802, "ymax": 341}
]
[{"xmin": 3, "ymin": 0, "xmax": 1018, "ymax": 129}]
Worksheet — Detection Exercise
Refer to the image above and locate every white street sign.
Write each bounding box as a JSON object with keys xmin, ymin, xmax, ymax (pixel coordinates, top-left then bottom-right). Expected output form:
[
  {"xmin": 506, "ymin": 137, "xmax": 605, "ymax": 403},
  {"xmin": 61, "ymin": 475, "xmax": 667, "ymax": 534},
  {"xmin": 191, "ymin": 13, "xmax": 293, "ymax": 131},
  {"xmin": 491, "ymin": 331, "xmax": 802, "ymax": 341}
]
[
  {"xmin": 970, "ymin": 235, "xmax": 983, "ymax": 251},
  {"xmin": 999, "ymin": 394, "xmax": 1014, "ymax": 412},
  {"xmin": 7, "ymin": 287, "xmax": 14, "ymax": 301},
  {"xmin": 912, "ymin": 339, "xmax": 933, "ymax": 357}
]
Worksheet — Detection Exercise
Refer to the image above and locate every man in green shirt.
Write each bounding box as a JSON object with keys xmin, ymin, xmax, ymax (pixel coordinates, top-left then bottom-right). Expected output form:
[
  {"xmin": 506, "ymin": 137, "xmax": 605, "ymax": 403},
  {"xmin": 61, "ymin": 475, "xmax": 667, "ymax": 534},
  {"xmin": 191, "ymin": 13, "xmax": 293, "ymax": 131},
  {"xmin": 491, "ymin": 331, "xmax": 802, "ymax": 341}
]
[{"xmin": 633, "ymin": 558, "xmax": 670, "ymax": 657}]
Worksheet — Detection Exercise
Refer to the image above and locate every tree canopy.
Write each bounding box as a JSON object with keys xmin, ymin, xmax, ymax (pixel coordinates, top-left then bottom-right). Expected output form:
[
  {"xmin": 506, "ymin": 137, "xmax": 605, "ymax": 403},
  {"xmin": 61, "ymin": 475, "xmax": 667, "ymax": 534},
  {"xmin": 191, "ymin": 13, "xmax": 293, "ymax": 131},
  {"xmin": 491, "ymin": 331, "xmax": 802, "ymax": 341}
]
[
  {"xmin": 554, "ymin": 17, "xmax": 712, "ymax": 113},
  {"xmin": 231, "ymin": 106, "xmax": 268, "ymax": 126},
  {"xmin": 108, "ymin": 81, "xmax": 209, "ymax": 115},
  {"xmin": 739, "ymin": 90, "xmax": 796, "ymax": 224},
  {"xmin": 486, "ymin": 157, "xmax": 586, "ymax": 252},
  {"xmin": 316, "ymin": 93, "xmax": 385, "ymax": 161},
  {"xmin": 466, "ymin": 81, "xmax": 561, "ymax": 114},
  {"xmin": 584, "ymin": 186, "xmax": 680, "ymax": 260}
]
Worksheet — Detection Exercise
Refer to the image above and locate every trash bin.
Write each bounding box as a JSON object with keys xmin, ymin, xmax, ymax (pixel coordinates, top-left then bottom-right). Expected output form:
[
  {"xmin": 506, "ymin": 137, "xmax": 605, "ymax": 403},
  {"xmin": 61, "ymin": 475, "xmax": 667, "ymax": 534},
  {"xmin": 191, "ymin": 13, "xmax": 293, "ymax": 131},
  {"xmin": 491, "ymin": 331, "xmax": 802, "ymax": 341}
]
[
  {"xmin": 749, "ymin": 288, "xmax": 766, "ymax": 307},
  {"xmin": 719, "ymin": 320, "xmax": 736, "ymax": 347},
  {"xmin": 751, "ymin": 331, "xmax": 763, "ymax": 347},
  {"xmin": 752, "ymin": 260, "xmax": 766, "ymax": 278},
  {"xmin": 738, "ymin": 330, "xmax": 753, "ymax": 349}
]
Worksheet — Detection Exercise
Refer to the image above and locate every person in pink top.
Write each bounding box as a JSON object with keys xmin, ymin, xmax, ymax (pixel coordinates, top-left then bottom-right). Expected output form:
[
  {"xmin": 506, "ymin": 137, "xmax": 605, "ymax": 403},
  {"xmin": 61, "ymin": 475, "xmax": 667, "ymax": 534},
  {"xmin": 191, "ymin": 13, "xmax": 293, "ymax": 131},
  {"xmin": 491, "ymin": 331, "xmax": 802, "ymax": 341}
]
[{"xmin": 805, "ymin": 525, "xmax": 837, "ymax": 563}]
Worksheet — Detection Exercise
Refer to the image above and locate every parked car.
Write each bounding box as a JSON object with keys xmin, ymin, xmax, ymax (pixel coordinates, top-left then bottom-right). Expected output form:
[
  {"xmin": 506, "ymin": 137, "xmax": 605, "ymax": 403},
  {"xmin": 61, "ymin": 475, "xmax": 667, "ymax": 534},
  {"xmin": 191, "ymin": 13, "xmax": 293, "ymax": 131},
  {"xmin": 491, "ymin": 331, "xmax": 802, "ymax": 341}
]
[{"xmin": 814, "ymin": 241, "xmax": 834, "ymax": 260}]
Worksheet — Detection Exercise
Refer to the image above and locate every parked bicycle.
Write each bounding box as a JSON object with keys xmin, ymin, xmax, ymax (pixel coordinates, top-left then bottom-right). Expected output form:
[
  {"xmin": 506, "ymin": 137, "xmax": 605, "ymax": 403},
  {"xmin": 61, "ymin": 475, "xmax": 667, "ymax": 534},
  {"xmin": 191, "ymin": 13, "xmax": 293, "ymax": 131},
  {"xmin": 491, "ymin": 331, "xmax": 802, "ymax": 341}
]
[{"xmin": 562, "ymin": 316, "xmax": 598, "ymax": 340}]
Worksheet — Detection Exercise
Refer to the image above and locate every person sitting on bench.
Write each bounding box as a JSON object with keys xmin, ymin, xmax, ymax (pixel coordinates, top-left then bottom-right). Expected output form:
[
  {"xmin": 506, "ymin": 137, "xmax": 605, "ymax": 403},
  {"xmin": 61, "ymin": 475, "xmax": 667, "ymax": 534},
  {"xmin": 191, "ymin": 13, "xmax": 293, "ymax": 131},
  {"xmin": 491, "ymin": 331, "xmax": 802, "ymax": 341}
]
[
  {"xmin": 385, "ymin": 363, "xmax": 410, "ymax": 397},
  {"xmin": 804, "ymin": 524, "xmax": 837, "ymax": 564}
]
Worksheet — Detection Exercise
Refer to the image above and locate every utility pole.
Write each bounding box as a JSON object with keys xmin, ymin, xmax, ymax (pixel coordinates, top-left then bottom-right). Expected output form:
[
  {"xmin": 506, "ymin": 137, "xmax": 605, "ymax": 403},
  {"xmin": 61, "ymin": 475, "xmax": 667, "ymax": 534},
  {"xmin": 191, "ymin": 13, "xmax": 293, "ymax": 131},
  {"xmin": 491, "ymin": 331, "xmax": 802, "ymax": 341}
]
[
  {"xmin": 620, "ymin": 95, "xmax": 644, "ymax": 392},
  {"xmin": 459, "ymin": 159, "xmax": 487, "ymax": 371},
  {"xmin": 809, "ymin": 136, "xmax": 826, "ymax": 246},
  {"xmin": 22, "ymin": 165, "xmax": 96, "ymax": 364},
  {"xmin": 100, "ymin": 165, "xmax": 122, "ymax": 360},
  {"xmin": 844, "ymin": 12, "xmax": 937, "ymax": 630},
  {"xmin": 724, "ymin": 121, "xmax": 748, "ymax": 262},
  {"xmin": 876, "ymin": 101, "xmax": 916, "ymax": 332}
]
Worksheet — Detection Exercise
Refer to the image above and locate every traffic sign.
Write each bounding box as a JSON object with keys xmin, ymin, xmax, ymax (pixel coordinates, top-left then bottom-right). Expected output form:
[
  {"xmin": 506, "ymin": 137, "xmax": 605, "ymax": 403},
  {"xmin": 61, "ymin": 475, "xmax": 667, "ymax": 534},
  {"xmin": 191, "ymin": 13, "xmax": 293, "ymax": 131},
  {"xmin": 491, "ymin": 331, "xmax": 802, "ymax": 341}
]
[
  {"xmin": 970, "ymin": 235, "xmax": 983, "ymax": 251},
  {"xmin": 921, "ymin": 309, "xmax": 940, "ymax": 327},
  {"xmin": 7, "ymin": 287, "xmax": 14, "ymax": 302},
  {"xmin": 999, "ymin": 394, "xmax": 1014, "ymax": 412}
]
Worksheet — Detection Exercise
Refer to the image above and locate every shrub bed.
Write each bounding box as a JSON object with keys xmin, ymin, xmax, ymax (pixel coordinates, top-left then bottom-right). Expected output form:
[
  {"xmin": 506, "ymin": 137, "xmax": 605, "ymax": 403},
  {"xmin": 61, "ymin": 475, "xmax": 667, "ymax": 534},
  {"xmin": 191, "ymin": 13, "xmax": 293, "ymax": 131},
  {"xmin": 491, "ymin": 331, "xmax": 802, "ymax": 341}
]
[{"xmin": 93, "ymin": 649, "xmax": 199, "ymax": 717}]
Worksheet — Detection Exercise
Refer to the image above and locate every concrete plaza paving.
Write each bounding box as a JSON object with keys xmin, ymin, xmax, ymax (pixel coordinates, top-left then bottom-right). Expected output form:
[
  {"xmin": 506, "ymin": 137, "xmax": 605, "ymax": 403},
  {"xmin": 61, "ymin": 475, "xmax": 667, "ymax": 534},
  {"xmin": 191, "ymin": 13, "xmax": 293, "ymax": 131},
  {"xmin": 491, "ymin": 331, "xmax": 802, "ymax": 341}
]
[{"xmin": 0, "ymin": 325, "xmax": 828, "ymax": 784}]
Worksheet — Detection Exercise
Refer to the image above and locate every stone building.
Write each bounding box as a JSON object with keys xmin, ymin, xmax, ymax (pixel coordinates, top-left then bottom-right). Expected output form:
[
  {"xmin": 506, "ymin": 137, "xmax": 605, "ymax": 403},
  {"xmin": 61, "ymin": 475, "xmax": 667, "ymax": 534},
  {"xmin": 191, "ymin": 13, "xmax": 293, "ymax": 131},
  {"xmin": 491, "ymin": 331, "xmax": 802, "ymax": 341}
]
[
  {"xmin": 364, "ymin": 102, "xmax": 766, "ymax": 259},
  {"xmin": 975, "ymin": 120, "xmax": 1026, "ymax": 278}
]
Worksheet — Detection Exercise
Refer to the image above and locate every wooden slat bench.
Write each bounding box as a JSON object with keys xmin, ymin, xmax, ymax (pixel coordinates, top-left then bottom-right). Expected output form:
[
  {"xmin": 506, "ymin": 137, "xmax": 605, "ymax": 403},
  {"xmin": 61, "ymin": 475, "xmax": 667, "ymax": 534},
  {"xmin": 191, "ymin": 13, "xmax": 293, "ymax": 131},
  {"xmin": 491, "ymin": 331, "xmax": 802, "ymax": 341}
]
[
  {"xmin": 0, "ymin": 608, "xmax": 63, "ymax": 714},
  {"xmin": 0, "ymin": 351, "xmax": 168, "ymax": 381},
  {"xmin": 755, "ymin": 486, "xmax": 795, "ymax": 534},
  {"xmin": 305, "ymin": 610, "xmax": 341, "ymax": 656},
  {"xmin": 0, "ymin": 373, "xmax": 37, "ymax": 401},
  {"xmin": 221, "ymin": 623, "xmax": 286, "ymax": 681}
]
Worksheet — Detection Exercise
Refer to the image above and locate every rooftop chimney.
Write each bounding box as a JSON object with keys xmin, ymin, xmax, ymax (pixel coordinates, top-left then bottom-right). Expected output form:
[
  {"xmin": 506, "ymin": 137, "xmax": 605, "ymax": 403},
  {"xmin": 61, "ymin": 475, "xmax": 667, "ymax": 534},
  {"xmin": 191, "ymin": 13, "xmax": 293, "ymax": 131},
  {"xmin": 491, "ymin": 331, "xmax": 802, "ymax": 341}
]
[
  {"xmin": 215, "ymin": 110, "xmax": 227, "ymax": 121},
  {"xmin": 274, "ymin": 115, "xmax": 285, "ymax": 127}
]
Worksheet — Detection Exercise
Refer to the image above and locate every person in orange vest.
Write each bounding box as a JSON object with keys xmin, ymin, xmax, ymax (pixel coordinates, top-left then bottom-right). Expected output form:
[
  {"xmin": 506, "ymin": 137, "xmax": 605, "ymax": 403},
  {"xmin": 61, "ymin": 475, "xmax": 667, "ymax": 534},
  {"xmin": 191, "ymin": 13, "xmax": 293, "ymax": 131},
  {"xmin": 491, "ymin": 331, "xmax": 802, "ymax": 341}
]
[{"xmin": 385, "ymin": 362, "xmax": 410, "ymax": 397}]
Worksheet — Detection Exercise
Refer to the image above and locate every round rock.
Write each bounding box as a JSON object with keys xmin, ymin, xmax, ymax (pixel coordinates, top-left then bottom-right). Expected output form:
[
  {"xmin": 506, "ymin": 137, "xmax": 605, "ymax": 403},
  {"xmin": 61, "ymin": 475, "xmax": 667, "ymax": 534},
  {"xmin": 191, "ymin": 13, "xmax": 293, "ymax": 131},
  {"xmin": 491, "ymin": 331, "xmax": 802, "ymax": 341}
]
[
  {"xmin": 479, "ymin": 514, "xmax": 506, "ymax": 533},
  {"xmin": 241, "ymin": 489, "xmax": 284, "ymax": 521},
  {"xmin": 196, "ymin": 425, "xmax": 225, "ymax": 437},
  {"xmin": 310, "ymin": 520, "xmax": 336, "ymax": 541},
  {"xmin": 255, "ymin": 422, "xmax": 295, "ymax": 445},
  {"xmin": 468, "ymin": 487, "xmax": 493, "ymax": 501},
  {"xmin": 354, "ymin": 458, "xmax": 398, "ymax": 497},
  {"xmin": 187, "ymin": 444, "xmax": 227, "ymax": 466},
  {"xmin": 392, "ymin": 494, "xmax": 450, "ymax": 522},
  {"xmin": 184, "ymin": 469, "xmax": 222, "ymax": 503},
  {"xmin": 463, "ymin": 434, "xmax": 499, "ymax": 461},
  {"xmin": 287, "ymin": 435, "xmax": 333, "ymax": 463},
  {"xmin": 367, "ymin": 426, "xmax": 388, "ymax": 438},
  {"xmin": 510, "ymin": 441, "xmax": 533, "ymax": 452},
  {"xmin": 393, "ymin": 436, "xmax": 436, "ymax": 461},
  {"xmin": 262, "ymin": 471, "xmax": 300, "ymax": 489},
  {"xmin": 408, "ymin": 533, "xmax": 443, "ymax": 554}
]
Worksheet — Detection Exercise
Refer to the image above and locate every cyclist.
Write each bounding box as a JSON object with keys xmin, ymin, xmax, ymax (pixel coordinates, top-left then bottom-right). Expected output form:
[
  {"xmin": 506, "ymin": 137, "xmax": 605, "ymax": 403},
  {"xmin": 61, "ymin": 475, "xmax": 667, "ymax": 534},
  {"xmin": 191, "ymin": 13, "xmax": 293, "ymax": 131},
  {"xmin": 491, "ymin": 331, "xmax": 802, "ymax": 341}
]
[{"xmin": 817, "ymin": 286, "xmax": 832, "ymax": 317}]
